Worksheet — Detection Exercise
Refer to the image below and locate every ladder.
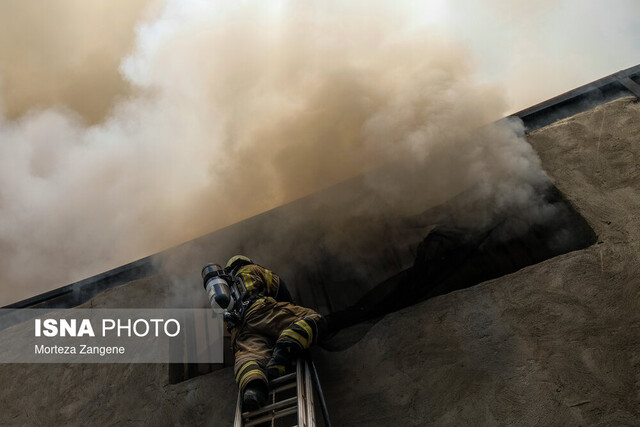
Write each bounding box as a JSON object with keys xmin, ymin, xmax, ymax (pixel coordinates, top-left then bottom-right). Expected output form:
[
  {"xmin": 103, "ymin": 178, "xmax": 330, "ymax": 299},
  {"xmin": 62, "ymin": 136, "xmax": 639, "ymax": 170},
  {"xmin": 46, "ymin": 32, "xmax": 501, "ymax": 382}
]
[{"xmin": 234, "ymin": 354, "xmax": 331, "ymax": 427}]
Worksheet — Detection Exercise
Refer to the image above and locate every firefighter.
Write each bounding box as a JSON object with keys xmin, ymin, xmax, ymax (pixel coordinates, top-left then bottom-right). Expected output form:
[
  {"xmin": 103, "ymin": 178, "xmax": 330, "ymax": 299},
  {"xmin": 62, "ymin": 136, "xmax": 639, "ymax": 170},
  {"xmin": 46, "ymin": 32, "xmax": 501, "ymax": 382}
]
[{"xmin": 223, "ymin": 255, "xmax": 327, "ymax": 411}]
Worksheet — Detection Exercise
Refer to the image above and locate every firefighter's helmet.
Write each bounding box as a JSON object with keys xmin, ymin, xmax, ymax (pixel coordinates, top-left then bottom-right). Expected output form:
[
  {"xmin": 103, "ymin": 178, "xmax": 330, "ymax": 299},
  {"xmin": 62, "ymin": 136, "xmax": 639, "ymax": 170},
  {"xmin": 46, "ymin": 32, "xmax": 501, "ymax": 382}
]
[{"xmin": 226, "ymin": 255, "xmax": 253, "ymax": 270}]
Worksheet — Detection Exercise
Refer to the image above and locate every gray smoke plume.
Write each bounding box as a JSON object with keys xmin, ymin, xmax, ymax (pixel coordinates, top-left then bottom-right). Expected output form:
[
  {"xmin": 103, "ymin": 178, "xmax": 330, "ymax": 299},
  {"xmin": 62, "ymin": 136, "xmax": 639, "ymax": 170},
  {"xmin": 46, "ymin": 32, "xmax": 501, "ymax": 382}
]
[{"xmin": 0, "ymin": 0, "xmax": 553, "ymax": 305}]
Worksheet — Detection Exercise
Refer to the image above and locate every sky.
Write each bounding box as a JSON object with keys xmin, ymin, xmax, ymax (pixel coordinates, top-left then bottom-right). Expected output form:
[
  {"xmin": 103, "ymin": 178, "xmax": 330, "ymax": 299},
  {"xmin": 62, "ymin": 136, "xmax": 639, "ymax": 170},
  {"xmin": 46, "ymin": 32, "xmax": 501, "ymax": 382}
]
[{"xmin": 0, "ymin": 0, "xmax": 638, "ymax": 305}]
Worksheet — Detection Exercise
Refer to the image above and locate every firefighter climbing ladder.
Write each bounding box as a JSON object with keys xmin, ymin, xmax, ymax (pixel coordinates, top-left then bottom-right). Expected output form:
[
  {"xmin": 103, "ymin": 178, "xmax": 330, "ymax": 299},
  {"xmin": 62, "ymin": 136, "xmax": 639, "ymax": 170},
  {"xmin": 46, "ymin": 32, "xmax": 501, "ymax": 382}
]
[{"xmin": 234, "ymin": 354, "xmax": 331, "ymax": 427}]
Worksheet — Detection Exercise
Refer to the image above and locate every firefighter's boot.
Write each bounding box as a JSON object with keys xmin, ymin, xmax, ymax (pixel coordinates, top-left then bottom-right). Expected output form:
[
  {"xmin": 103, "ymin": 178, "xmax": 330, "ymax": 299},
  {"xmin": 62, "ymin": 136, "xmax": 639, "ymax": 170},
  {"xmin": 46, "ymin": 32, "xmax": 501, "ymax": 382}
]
[{"xmin": 242, "ymin": 380, "xmax": 268, "ymax": 412}]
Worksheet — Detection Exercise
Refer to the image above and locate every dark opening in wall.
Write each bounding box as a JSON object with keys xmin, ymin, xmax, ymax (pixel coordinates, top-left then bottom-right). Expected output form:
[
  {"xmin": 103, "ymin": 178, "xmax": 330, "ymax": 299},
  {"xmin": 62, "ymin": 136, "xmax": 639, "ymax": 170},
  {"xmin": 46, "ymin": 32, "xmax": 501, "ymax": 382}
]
[{"xmin": 315, "ymin": 184, "xmax": 596, "ymax": 348}]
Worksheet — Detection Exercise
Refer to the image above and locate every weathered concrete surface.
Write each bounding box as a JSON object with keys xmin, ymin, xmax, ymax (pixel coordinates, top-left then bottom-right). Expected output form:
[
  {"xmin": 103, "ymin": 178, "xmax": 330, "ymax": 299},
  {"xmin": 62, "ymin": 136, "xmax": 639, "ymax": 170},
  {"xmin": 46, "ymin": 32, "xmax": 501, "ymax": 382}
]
[
  {"xmin": 0, "ymin": 276, "xmax": 237, "ymax": 426},
  {"xmin": 1, "ymin": 96, "xmax": 639, "ymax": 426},
  {"xmin": 0, "ymin": 363, "xmax": 236, "ymax": 426},
  {"xmin": 314, "ymin": 96, "xmax": 640, "ymax": 426}
]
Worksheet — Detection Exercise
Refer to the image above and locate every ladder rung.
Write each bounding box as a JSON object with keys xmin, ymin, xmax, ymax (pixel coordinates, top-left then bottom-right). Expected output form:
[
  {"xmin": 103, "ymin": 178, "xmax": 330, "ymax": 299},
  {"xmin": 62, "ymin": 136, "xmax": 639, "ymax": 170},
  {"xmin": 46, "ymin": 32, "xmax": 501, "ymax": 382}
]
[
  {"xmin": 244, "ymin": 406, "xmax": 298, "ymax": 426},
  {"xmin": 243, "ymin": 396, "xmax": 297, "ymax": 419},
  {"xmin": 269, "ymin": 372, "xmax": 296, "ymax": 388},
  {"xmin": 270, "ymin": 381, "xmax": 296, "ymax": 395}
]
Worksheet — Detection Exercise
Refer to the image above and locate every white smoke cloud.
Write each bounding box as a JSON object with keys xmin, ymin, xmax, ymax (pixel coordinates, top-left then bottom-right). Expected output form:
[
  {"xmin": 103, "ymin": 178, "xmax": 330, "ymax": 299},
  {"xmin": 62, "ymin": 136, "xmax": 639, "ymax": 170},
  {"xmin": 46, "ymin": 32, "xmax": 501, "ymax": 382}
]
[
  {"xmin": 450, "ymin": 0, "xmax": 640, "ymax": 112},
  {"xmin": 0, "ymin": 0, "xmax": 557, "ymax": 305}
]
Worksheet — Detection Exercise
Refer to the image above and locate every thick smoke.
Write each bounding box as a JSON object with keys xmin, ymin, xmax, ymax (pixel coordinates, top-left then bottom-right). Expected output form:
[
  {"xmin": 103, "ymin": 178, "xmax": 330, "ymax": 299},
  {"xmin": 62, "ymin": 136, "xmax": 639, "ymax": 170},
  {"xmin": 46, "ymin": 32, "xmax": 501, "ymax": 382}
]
[
  {"xmin": 0, "ymin": 0, "xmax": 552, "ymax": 305},
  {"xmin": 0, "ymin": 0, "xmax": 150, "ymax": 124}
]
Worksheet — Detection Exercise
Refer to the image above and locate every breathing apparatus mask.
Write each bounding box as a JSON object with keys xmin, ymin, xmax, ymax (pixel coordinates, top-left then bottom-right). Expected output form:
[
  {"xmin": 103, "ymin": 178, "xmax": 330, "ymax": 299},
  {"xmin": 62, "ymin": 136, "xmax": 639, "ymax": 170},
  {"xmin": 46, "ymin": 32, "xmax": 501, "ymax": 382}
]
[{"xmin": 201, "ymin": 263, "xmax": 247, "ymax": 329}]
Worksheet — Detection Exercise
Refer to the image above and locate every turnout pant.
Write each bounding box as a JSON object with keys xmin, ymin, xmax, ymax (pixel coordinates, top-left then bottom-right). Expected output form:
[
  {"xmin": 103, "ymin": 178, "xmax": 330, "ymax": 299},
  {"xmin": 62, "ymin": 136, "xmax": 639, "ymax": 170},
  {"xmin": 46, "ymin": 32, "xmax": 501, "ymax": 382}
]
[{"xmin": 231, "ymin": 297, "xmax": 323, "ymax": 392}]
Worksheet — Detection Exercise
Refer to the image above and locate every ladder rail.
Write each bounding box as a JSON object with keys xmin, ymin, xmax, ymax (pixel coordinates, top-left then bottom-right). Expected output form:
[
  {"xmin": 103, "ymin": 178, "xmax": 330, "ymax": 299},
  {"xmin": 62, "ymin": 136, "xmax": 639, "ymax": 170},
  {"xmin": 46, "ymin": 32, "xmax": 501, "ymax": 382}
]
[
  {"xmin": 296, "ymin": 359, "xmax": 305, "ymax": 426},
  {"xmin": 234, "ymin": 391, "xmax": 243, "ymax": 427},
  {"xmin": 308, "ymin": 356, "xmax": 332, "ymax": 427},
  {"xmin": 304, "ymin": 358, "xmax": 315, "ymax": 427}
]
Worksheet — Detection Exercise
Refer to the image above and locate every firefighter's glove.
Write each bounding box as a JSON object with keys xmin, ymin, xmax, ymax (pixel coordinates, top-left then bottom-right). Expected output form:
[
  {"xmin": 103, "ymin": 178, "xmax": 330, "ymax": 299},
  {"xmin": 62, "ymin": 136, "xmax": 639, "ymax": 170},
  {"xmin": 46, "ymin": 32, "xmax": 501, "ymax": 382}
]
[{"xmin": 266, "ymin": 345, "xmax": 295, "ymax": 380}]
